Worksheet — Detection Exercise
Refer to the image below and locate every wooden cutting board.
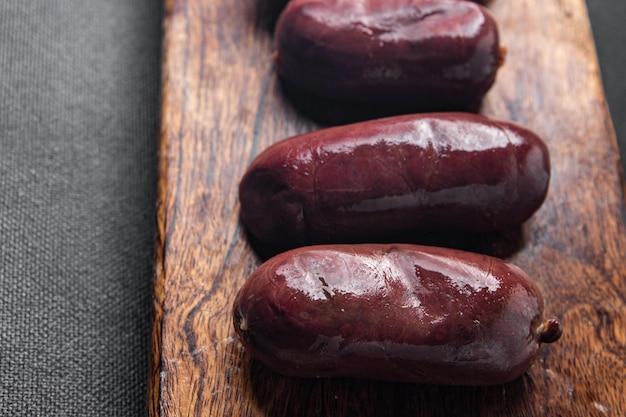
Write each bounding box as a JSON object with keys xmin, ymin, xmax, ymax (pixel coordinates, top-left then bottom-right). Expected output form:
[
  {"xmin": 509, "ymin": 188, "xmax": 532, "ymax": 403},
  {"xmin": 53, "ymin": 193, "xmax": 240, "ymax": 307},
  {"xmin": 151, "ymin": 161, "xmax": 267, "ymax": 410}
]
[{"xmin": 148, "ymin": 0, "xmax": 626, "ymax": 415}]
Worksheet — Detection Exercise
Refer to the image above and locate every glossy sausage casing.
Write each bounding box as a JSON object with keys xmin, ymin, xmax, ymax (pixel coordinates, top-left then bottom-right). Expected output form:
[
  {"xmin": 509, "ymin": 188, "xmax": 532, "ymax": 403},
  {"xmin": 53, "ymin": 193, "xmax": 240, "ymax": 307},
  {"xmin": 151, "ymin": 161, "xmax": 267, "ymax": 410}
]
[
  {"xmin": 233, "ymin": 244, "xmax": 562, "ymax": 385},
  {"xmin": 239, "ymin": 112, "xmax": 550, "ymax": 248},
  {"xmin": 274, "ymin": 0, "xmax": 503, "ymax": 110}
]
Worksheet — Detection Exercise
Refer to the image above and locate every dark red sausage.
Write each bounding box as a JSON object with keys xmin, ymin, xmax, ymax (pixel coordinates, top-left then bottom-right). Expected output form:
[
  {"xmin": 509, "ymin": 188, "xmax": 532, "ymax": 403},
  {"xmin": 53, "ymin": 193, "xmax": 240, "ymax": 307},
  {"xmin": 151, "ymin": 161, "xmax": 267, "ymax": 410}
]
[
  {"xmin": 233, "ymin": 244, "xmax": 562, "ymax": 385},
  {"xmin": 239, "ymin": 112, "xmax": 550, "ymax": 248},
  {"xmin": 274, "ymin": 0, "xmax": 504, "ymax": 111},
  {"xmin": 260, "ymin": 0, "xmax": 486, "ymax": 27}
]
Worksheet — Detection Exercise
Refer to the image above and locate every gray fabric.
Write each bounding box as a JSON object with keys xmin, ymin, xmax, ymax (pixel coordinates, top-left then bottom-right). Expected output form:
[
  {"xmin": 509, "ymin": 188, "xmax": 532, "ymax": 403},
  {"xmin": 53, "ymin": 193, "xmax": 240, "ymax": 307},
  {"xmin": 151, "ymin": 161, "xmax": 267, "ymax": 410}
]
[
  {"xmin": 0, "ymin": 1, "xmax": 162, "ymax": 416},
  {"xmin": 587, "ymin": 0, "xmax": 626, "ymax": 169},
  {"xmin": 0, "ymin": 1, "xmax": 623, "ymax": 416}
]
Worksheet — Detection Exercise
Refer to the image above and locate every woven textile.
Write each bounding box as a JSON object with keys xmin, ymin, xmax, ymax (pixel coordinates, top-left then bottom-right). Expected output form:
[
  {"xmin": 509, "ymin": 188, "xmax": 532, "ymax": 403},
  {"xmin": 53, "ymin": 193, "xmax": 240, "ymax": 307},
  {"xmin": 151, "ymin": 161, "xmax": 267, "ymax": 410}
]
[
  {"xmin": 587, "ymin": 0, "xmax": 626, "ymax": 166},
  {"xmin": 1, "ymin": 1, "xmax": 162, "ymax": 415}
]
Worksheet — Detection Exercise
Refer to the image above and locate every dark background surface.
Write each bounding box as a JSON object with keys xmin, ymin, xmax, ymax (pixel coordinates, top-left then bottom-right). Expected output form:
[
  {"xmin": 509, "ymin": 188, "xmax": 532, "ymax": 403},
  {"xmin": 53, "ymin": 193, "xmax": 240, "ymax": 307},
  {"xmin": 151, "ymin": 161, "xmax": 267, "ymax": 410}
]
[
  {"xmin": 588, "ymin": 0, "xmax": 626, "ymax": 171},
  {"xmin": 0, "ymin": 1, "xmax": 624, "ymax": 416}
]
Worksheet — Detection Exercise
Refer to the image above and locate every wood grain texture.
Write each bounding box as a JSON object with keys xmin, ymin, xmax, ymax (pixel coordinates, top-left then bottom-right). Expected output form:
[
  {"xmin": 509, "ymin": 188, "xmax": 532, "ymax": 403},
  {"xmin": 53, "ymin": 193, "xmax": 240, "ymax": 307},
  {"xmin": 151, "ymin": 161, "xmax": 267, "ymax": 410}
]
[{"xmin": 149, "ymin": 0, "xmax": 626, "ymax": 415}]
